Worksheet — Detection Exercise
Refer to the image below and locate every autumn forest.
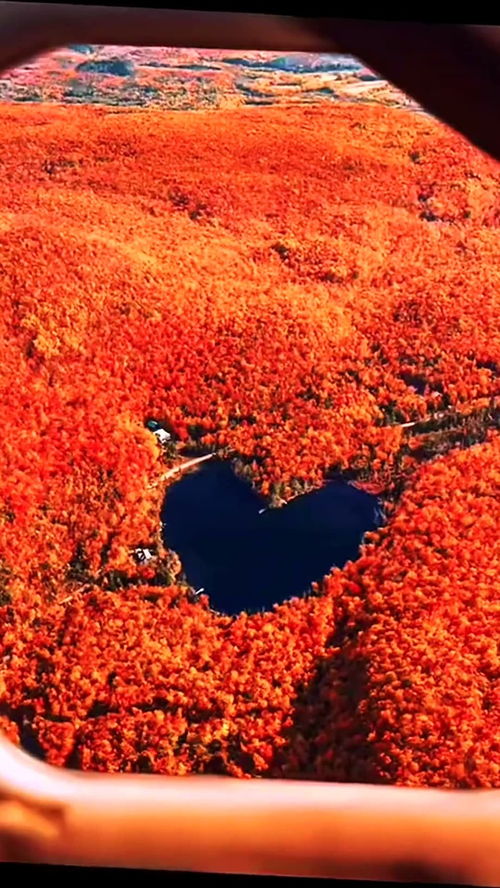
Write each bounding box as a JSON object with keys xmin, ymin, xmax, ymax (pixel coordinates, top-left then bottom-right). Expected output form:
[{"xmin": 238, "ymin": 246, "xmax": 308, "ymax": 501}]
[{"xmin": 0, "ymin": 46, "xmax": 498, "ymax": 786}]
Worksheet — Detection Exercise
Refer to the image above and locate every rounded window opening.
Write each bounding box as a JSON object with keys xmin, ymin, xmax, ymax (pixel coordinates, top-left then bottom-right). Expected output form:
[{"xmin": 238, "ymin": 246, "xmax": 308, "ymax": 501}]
[{"xmin": 161, "ymin": 459, "xmax": 383, "ymax": 616}]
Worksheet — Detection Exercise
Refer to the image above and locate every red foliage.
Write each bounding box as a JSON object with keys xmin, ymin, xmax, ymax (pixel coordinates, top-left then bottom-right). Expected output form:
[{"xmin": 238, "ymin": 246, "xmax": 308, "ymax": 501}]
[
  {"xmin": 0, "ymin": 100, "xmax": 498, "ymax": 784},
  {"xmin": 272, "ymin": 439, "xmax": 500, "ymax": 787}
]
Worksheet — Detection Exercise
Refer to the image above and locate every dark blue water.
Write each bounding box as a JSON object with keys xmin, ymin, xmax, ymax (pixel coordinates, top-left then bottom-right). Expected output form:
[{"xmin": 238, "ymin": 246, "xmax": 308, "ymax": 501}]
[
  {"xmin": 222, "ymin": 54, "xmax": 362, "ymax": 74},
  {"xmin": 68, "ymin": 44, "xmax": 94, "ymax": 55},
  {"xmin": 161, "ymin": 461, "xmax": 382, "ymax": 615},
  {"xmin": 76, "ymin": 59, "xmax": 134, "ymax": 77}
]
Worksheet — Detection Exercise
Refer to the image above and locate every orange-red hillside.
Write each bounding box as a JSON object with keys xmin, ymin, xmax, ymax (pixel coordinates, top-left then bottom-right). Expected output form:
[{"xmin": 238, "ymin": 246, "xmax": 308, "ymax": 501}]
[{"xmin": 0, "ymin": 100, "xmax": 498, "ymax": 784}]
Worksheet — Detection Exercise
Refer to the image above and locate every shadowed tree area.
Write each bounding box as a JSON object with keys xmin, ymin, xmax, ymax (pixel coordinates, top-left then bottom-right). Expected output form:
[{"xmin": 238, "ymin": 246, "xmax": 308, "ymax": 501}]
[{"xmin": 267, "ymin": 619, "xmax": 385, "ymax": 784}]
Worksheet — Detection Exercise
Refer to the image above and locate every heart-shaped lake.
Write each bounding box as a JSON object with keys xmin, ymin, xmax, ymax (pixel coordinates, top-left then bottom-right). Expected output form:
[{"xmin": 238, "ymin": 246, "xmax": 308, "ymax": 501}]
[{"xmin": 161, "ymin": 460, "xmax": 383, "ymax": 615}]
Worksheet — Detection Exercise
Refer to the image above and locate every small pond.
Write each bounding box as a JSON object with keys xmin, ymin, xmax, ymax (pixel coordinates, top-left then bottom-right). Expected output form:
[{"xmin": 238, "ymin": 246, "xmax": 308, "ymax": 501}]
[{"xmin": 161, "ymin": 460, "xmax": 383, "ymax": 615}]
